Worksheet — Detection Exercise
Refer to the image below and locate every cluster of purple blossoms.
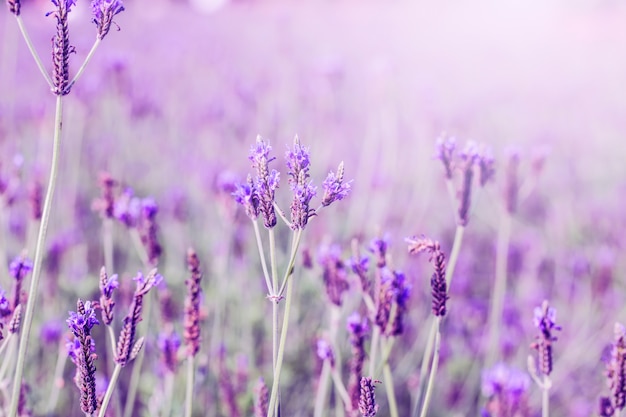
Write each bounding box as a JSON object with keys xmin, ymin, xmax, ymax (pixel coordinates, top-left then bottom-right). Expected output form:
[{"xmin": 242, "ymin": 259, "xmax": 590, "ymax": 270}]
[
  {"xmin": 375, "ymin": 270, "xmax": 411, "ymax": 336},
  {"xmin": 599, "ymin": 323, "xmax": 626, "ymax": 416},
  {"xmin": 435, "ymin": 135, "xmax": 494, "ymax": 226},
  {"xmin": 9, "ymin": 254, "xmax": 33, "ymax": 311},
  {"xmin": 349, "ymin": 252, "xmax": 370, "ymax": 294},
  {"xmin": 233, "ymin": 135, "xmax": 351, "ymax": 230},
  {"xmin": 318, "ymin": 243, "xmax": 349, "ymax": 307},
  {"xmin": 481, "ymin": 363, "xmax": 530, "ymax": 417},
  {"xmin": 530, "ymin": 300, "xmax": 561, "ymax": 377},
  {"xmin": 406, "ymin": 236, "xmax": 448, "ymax": 317},
  {"xmin": 347, "ymin": 312, "xmax": 369, "ymax": 416},
  {"xmin": 66, "ymin": 299, "xmax": 99, "ymax": 415},
  {"xmin": 358, "ymin": 377, "xmax": 379, "ymax": 417},
  {"xmin": 157, "ymin": 330, "xmax": 181, "ymax": 374},
  {"xmin": 316, "ymin": 338, "xmax": 335, "ymax": 368},
  {"xmin": 98, "ymin": 266, "xmax": 118, "ymax": 325},
  {"xmin": 91, "ymin": 0, "xmax": 125, "ymax": 40}
]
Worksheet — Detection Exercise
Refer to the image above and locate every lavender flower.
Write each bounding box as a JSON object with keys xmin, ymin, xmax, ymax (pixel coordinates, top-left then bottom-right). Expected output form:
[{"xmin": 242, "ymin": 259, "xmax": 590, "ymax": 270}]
[
  {"xmin": 249, "ymin": 135, "xmax": 279, "ymax": 228},
  {"xmin": 349, "ymin": 253, "xmax": 370, "ymax": 294},
  {"xmin": 98, "ymin": 266, "xmax": 118, "ymax": 326},
  {"xmin": 406, "ymin": 236, "xmax": 448, "ymax": 317},
  {"xmin": 358, "ymin": 377, "xmax": 379, "ymax": 417},
  {"xmin": 8, "ymin": 304, "xmax": 22, "ymax": 334},
  {"xmin": 504, "ymin": 149, "xmax": 520, "ymax": 214},
  {"xmin": 28, "ymin": 179, "xmax": 43, "ymax": 220},
  {"xmin": 92, "ymin": 172, "xmax": 117, "ymax": 219},
  {"xmin": 217, "ymin": 347, "xmax": 241, "ymax": 417},
  {"xmin": 606, "ymin": 323, "xmax": 626, "ymax": 412},
  {"xmin": 232, "ymin": 175, "xmax": 260, "ymax": 221},
  {"xmin": 316, "ymin": 338, "xmax": 335, "ymax": 368},
  {"xmin": 40, "ymin": 319, "xmax": 63, "ymax": 344},
  {"xmin": 481, "ymin": 363, "xmax": 530, "ymax": 417},
  {"xmin": 9, "ymin": 253, "xmax": 33, "ymax": 310},
  {"xmin": 254, "ymin": 378, "xmax": 269, "ymax": 417},
  {"xmin": 477, "ymin": 145, "xmax": 495, "ymax": 187},
  {"xmin": 530, "ymin": 300, "xmax": 561, "ymax": 376},
  {"xmin": 7, "ymin": 0, "xmax": 20, "ymax": 16},
  {"xmin": 599, "ymin": 396, "xmax": 615, "ymax": 417},
  {"xmin": 113, "ymin": 187, "xmax": 141, "ymax": 227},
  {"xmin": 115, "ymin": 270, "xmax": 162, "ymax": 366},
  {"xmin": 321, "ymin": 161, "xmax": 351, "ymax": 207},
  {"xmin": 139, "ymin": 197, "xmax": 162, "ymax": 266},
  {"xmin": 458, "ymin": 141, "xmax": 478, "ymax": 226},
  {"xmin": 369, "ymin": 236, "xmax": 389, "ymax": 269},
  {"xmin": 318, "ymin": 244, "xmax": 349, "ymax": 307},
  {"xmin": 0, "ymin": 289, "xmax": 10, "ymax": 319},
  {"xmin": 435, "ymin": 135, "xmax": 456, "ymax": 180},
  {"xmin": 91, "ymin": 0, "xmax": 125, "ymax": 40},
  {"xmin": 66, "ymin": 299, "xmax": 99, "ymax": 414},
  {"xmin": 157, "ymin": 330, "xmax": 181, "ymax": 374},
  {"xmin": 49, "ymin": 0, "xmax": 77, "ymax": 96},
  {"xmin": 374, "ymin": 269, "xmax": 411, "ymax": 336},
  {"xmin": 347, "ymin": 313, "xmax": 369, "ymax": 415},
  {"xmin": 184, "ymin": 248, "xmax": 203, "ymax": 357}
]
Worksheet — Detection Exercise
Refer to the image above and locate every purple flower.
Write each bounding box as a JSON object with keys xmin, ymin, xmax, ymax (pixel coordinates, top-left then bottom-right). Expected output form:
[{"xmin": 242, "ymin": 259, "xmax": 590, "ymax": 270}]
[
  {"xmin": 285, "ymin": 136, "xmax": 311, "ymax": 183},
  {"xmin": 0, "ymin": 289, "xmax": 11, "ymax": 318},
  {"xmin": 287, "ymin": 136, "xmax": 317, "ymax": 229},
  {"xmin": 249, "ymin": 136, "xmax": 279, "ymax": 228},
  {"xmin": 369, "ymin": 236, "xmax": 389, "ymax": 268},
  {"xmin": 158, "ymin": 331, "xmax": 181, "ymax": 374},
  {"xmin": 232, "ymin": 176, "xmax": 260, "ymax": 220},
  {"xmin": 435, "ymin": 135, "xmax": 456, "ymax": 179},
  {"xmin": 375, "ymin": 270, "xmax": 411, "ymax": 336},
  {"xmin": 318, "ymin": 244, "xmax": 349, "ymax": 306},
  {"xmin": 40, "ymin": 320, "xmax": 63, "ymax": 345},
  {"xmin": 66, "ymin": 301, "xmax": 99, "ymax": 336},
  {"xmin": 114, "ymin": 188, "xmax": 141, "ymax": 228},
  {"xmin": 531, "ymin": 300, "xmax": 561, "ymax": 376},
  {"xmin": 359, "ymin": 377, "xmax": 379, "ymax": 417},
  {"xmin": 91, "ymin": 0, "xmax": 125, "ymax": 40},
  {"xmin": 51, "ymin": 0, "xmax": 77, "ymax": 10},
  {"xmin": 9, "ymin": 255, "xmax": 33, "ymax": 281},
  {"xmin": 349, "ymin": 254, "xmax": 370, "ymax": 293},
  {"xmin": 347, "ymin": 312, "xmax": 369, "ymax": 337},
  {"xmin": 249, "ymin": 136, "xmax": 275, "ymax": 168},
  {"xmin": 321, "ymin": 161, "xmax": 351, "ymax": 207},
  {"xmin": 316, "ymin": 339, "xmax": 335, "ymax": 367}
]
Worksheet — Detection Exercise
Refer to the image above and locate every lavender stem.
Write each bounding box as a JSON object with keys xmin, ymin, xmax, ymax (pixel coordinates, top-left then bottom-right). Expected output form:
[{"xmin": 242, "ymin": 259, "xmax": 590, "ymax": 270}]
[
  {"xmin": 486, "ymin": 209, "xmax": 512, "ymax": 365},
  {"xmin": 184, "ymin": 355, "xmax": 194, "ymax": 417},
  {"xmin": 68, "ymin": 38, "xmax": 101, "ymax": 90},
  {"xmin": 445, "ymin": 225, "xmax": 465, "ymax": 287},
  {"xmin": 46, "ymin": 342, "xmax": 68, "ymax": 415},
  {"xmin": 382, "ymin": 349, "xmax": 399, "ymax": 417},
  {"xmin": 419, "ymin": 318, "xmax": 442, "ymax": 417},
  {"xmin": 314, "ymin": 360, "xmax": 332, "ymax": 417},
  {"xmin": 542, "ymin": 375, "xmax": 550, "ymax": 417},
  {"xmin": 14, "ymin": 16, "xmax": 53, "ymax": 88},
  {"xmin": 130, "ymin": 229, "xmax": 150, "ymax": 267},
  {"xmin": 98, "ymin": 363, "xmax": 122, "ymax": 417},
  {"xmin": 368, "ymin": 326, "xmax": 380, "ymax": 377},
  {"xmin": 9, "ymin": 95, "xmax": 64, "ymax": 417},
  {"xmin": 330, "ymin": 366, "xmax": 352, "ymax": 407},
  {"xmin": 103, "ymin": 218, "xmax": 114, "ymax": 274},
  {"xmin": 252, "ymin": 221, "xmax": 273, "ymax": 295}
]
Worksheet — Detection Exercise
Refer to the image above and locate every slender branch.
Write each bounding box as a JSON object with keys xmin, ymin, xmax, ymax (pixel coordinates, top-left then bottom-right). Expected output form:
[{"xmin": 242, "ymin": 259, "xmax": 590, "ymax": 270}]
[
  {"xmin": 314, "ymin": 360, "xmax": 332, "ymax": 417},
  {"xmin": 419, "ymin": 318, "xmax": 442, "ymax": 417},
  {"xmin": 98, "ymin": 364, "xmax": 122, "ymax": 417},
  {"xmin": 382, "ymin": 359, "xmax": 399, "ymax": 417},
  {"xmin": 15, "ymin": 16, "xmax": 53, "ymax": 88},
  {"xmin": 252, "ymin": 221, "xmax": 272, "ymax": 295},
  {"xmin": 9, "ymin": 95, "xmax": 64, "ymax": 417},
  {"xmin": 68, "ymin": 38, "xmax": 101, "ymax": 90},
  {"xmin": 184, "ymin": 355, "xmax": 194, "ymax": 417},
  {"xmin": 46, "ymin": 341, "xmax": 69, "ymax": 415}
]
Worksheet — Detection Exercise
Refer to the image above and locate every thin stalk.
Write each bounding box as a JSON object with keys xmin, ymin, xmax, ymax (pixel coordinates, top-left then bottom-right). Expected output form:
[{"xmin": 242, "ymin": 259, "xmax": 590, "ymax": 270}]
[
  {"xmin": 253, "ymin": 221, "xmax": 272, "ymax": 295},
  {"xmin": 161, "ymin": 371, "xmax": 174, "ymax": 417},
  {"xmin": 98, "ymin": 363, "xmax": 122, "ymax": 417},
  {"xmin": 314, "ymin": 360, "xmax": 332, "ymax": 417},
  {"xmin": 69, "ymin": 38, "xmax": 101, "ymax": 90},
  {"xmin": 486, "ymin": 210, "xmax": 512, "ymax": 365},
  {"xmin": 330, "ymin": 367, "xmax": 351, "ymax": 407},
  {"xmin": 411, "ymin": 320, "xmax": 435, "ymax": 417},
  {"xmin": 130, "ymin": 229, "xmax": 150, "ymax": 267},
  {"xmin": 9, "ymin": 96, "xmax": 64, "ymax": 417},
  {"xmin": 0, "ymin": 206, "xmax": 8, "ymax": 286},
  {"xmin": 374, "ymin": 337, "xmax": 395, "ymax": 377},
  {"xmin": 445, "ymin": 225, "xmax": 465, "ymax": 287},
  {"xmin": 184, "ymin": 355, "xmax": 194, "ymax": 417},
  {"xmin": 419, "ymin": 318, "xmax": 442, "ymax": 417},
  {"xmin": 266, "ymin": 274, "xmax": 295, "ymax": 417},
  {"xmin": 103, "ymin": 218, "xmax": 114, "ymax": 274},
  {"xmin": 542, "ymin": 375, "xmax": 550, "ymax": 417},
  {"xmin": 105, "ymin": 326, "xmax": 122, "ymax": 417},
  {"xmin": 46, "ymin": 341, "xmax": 68, "ymax": 415},
  {"xmin": 368, "ymin": 326, "xmax": 381, "ymax": 377},
  {"xmin": 15, "ymin": 16, "xmax": 53, "ymax": 88},
  {"xmin": 382, "ymin": 358, "xmax": 399, "ymax": 417},
  {"xmin": 269, "ymin": 229, "xmax": 279, "ymax": 373},
  {"xmin": 0, "ymin": 334, "xmax": 11, "ymax": 357},
  {"xmin": 0, "ymin": 337, "xmax": 16, "ymax": 382}
]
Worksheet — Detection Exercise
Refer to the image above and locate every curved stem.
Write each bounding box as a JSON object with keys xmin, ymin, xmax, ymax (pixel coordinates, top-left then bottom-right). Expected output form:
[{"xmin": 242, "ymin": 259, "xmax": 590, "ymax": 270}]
[
  {"xmin": 69, "ymin": 38, "xmax": 101, "ymax": 90},
  {"xmin": 253, "ymin": 221, "xmax": 272, "ymax": 295},
  {"xmin": 419, "ymin": 318, "xmax": 441, "ymax": 417},
  {"xmin": 411, "ymin": 319, "xmax": 435, "ymax": 416},
  {"xmin": 486, "ymin": 210, "xmax": 512, "ymax": 365},
  {"xmin": 15, "ymin": 16, "xmax": 53, "ymax": 89},
  {"xmin": 9, "ymin": 95, "xmax": 63, "ymax": 417},
  {"xmin": 184, "ymin": 355, "xmax": 195, "ymax": 417},
  {"xmin": 330, "ymin": 366, "xmax": 351, "ymax": 408},
  {"xmin": 382, "ymin": 357, "xmax": 399, "ymax": 417},
  {"xmin": 445, "ymin": 225, "xmax": 465, "ymax": 287},
  {"xmin": 98, "ymin": 363, "xmax": 122, "ymax": 417},
  {"xmin": 266, "ymin": 269, "xmax": 296, "ymax": 417},
  {"xmin": 46, "ymin": 341, "xmax": 69, "ymax": 415},
  {"xmin": 314, "ymin": 360, "xmax": 332, "ymax": 417}
]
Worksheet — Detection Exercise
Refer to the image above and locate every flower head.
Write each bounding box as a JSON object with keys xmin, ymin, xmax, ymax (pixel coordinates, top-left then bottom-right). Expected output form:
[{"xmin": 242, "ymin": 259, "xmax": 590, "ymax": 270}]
[
  {"xmin": 249, "ymin": 136, "xmax": 279, "ymax": 228},
  {"xmin": 66, "ymin": 300, "xmax": 99, "ymax": 336},
  {"xmin": 9, "ymin": 254, "xmax": 33, "ymax": 281},
  {"xmin": 530, "ymin": 300, "xmax": 561, "ymax": 376},
  {"xmin": 435, "ymin": 135, "xmax": 456, "ymax": 179},
  {"xmin": 232, "ymin": 175, "xmax": 260, "ymax": 220},
  {"xmin": 321, "ymin": 161, "xmax": 351, "ymax": 207},
  {"xmin": 91, "ymin": 0, "xmax": 125, "ymax": 40}
]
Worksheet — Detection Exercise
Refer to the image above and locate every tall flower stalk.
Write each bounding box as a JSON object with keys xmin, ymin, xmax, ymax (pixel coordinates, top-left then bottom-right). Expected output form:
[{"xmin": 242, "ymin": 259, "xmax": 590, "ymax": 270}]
[{"xmin": 7, "ymin": 1, "xmax": 125, "ymax": 415}]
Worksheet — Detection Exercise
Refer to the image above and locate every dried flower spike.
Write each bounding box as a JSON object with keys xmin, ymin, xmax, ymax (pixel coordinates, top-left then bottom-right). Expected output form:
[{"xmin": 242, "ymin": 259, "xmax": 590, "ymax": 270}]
[
  {"xmin": 91, "ymin": 0, "xmax": 125, "ymax": 40},
  {"xmin": 66, "ymin": 299, "xmax": 99, "ymax": 415},
  {"xmin": 406, "ymin": 236, "xmax": 448, "ymax": 317},
  {"xmin": 530, "ymin": 300, "xmax": 561, "ymax": 376},
  {"xmin": 184, "ymin": 248, "xmax": 203, "ymax": 357},
  {"xmin": 358, "ymin": 377, "xmax": 379, "ymax": 417}
]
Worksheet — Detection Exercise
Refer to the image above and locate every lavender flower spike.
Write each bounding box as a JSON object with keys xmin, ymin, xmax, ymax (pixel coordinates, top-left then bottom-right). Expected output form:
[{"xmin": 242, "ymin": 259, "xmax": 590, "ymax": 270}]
[
  {"xmin": 184, "ymin": 248, "xmax": 203, "ymax": 357},
  {"xmin": 92, "ymin": 0, "xmax": 125, "ymax": 40},
  {"xmin": 607, "ymin": 323, "xmax": 626, "ymax": 412},
  {"xmin": 406, "ymin": 236, "xmax": 448, "ymax": 317},
  {"xmin": 50, "ymin": 0, "xmax": 77, "ymax": 96},
  {"xmin": 7, "ymin": 0, "xmax": 20, "ymax": 16},
  {"xmin": 287, "ymin": 136, "xmax": 316, "ymax": 230},
  {"xmin": 530, "ymin": 300, "xmax": 561, "ymax": 376},
  {"xmin": 98, "ymin": 266, "xmax": 118, "ymax": 326},
  {"xmin": 435, "ymin": 134, "xmax": 456, "ymax": 180},
  {"xmin": 66, "ymin": 299, "xmax": 99, "ymax": 415},
  {"xmin": 322, "ymin": 161, "xmax": 352, "ymax": 207},
  {"xmin": 249, "ymin": 135, "xmax": 279, "ymax": 228},
  {"xmin": 358, "ymin": 377, "xmax": 379, "ymax": 417}
]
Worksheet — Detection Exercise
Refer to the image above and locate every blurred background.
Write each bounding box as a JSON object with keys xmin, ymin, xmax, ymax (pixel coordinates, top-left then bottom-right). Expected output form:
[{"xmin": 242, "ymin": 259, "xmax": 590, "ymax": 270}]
[{"xmin": 2, "ymin": 0, "xmax": 626, "ymax": 416}]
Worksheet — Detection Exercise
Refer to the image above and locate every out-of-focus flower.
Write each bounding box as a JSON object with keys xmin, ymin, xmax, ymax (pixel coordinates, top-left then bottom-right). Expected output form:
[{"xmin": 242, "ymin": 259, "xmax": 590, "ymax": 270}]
[
  {"xmin": 318, "ymin": 243, "xmax": 349, "ymax": 307},
  {"xmin": 530, "ymin": 300, "xmax": 561, "ymax": 376},
  {"xmin": 481, "ymin": 363, "xmax": 530, "ymax": 417}
]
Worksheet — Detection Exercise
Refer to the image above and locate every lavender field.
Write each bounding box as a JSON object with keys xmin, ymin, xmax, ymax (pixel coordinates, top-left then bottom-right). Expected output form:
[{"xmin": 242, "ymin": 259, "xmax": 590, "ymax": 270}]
[{"xmin": 2, "ymin": 0, "xmax": 626, "ymax": 416}]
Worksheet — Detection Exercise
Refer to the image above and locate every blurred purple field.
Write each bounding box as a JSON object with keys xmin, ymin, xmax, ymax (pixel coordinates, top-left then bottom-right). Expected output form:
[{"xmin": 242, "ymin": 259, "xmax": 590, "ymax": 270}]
[{"xmin": 2, "ymin": 0, "xmax": 626, "ymax": 416}]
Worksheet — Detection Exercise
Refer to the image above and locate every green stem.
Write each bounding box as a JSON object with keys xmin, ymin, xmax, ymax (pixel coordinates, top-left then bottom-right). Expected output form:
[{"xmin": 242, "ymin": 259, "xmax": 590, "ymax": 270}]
[
  {"xmin": 253, "ymin": 221, "xmax": 272, "ymax": 294},
  {"xmin": 411, "ymin": 319, "xmax": 435, "ymax": 416},
  {"xmin": 46, "ymin": 341, "xmax": 68, "ymax": 415},
  {"xmin": 419, "ymin": 318, "xmax": 441, "ymax": 417},
  {"xmin": 269, "ymin": 229, "xmax": 278, "ymax": 374},
  {"xmin": 368, "ymin": 326, "xmax": 381, "ymax": 377},
  {"xmin": 184, "ymin": 355, "xmax": 195, "ymax": 417},
  {"xmin": 130, "ymin": 228, "xmax": 150, "ymax": 267},
  {"xmin": 445, "ymin": 225, "xmax": 465, "ymax": 287},
  {"xmin": 69, "ymin": 38, "xmax": 101, "ymax": 90},
  {"xmin": 486, "ymin": 210, "xmax": 512, "ymax": 365},
  {"xmin": 15, "ymin": 16, "xmax": 53, "ymax": 89},
  {"xmin": 105, "ymin": 325, "xmax": 122, "ymax": 417},
  {"xmin": 382, "ymin": 355, "xmax": 399, "ymax": 417},
  {"xmin": 98, "ymin": 363, "xmax": 122, "ymax": 417},
  {"xmin": 314, "ymin": 360, "xmax": 332, "ymax": 417},
  {"xmin": 330, "ymin": 366, "xmax": 352, "ymax": 408},
  {"xmin": 266, "ymin": 268, "xmax": 296, "ymax": 417},
  {"xmin": 542, "ymin": 375, "xmax": 550, "ymax": 417},
  {"xmin": 161, "ymin": 371, "xmax": 174, "ymax": 417},
  {"xmin": 8, "ymin": 95, "xmax": 63, "ymax": 417}
]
